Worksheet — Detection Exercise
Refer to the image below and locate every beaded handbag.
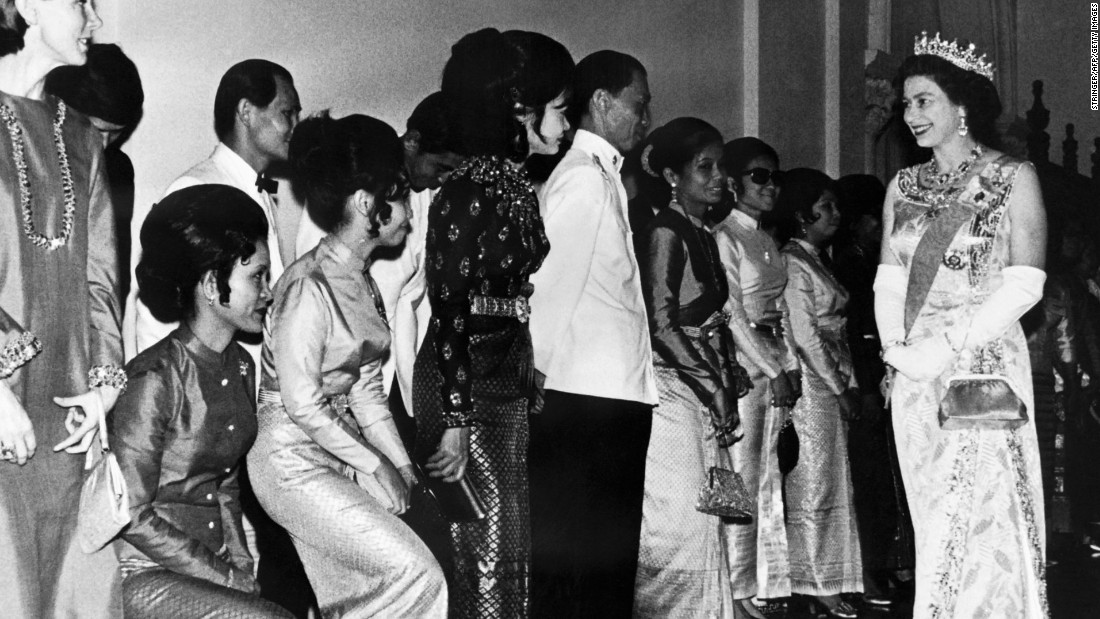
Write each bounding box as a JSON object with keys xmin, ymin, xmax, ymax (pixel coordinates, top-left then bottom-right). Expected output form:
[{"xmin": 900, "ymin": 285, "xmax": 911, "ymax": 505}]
[{"xmin": 696, "ymin": 447, "xmax": 753, "ymax": 521}]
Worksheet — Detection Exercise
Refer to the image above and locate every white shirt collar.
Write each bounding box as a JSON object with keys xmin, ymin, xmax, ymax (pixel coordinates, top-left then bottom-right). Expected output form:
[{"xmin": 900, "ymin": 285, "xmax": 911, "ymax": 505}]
[
  {"xmin": 728, "ymin": 208, "xmax": 761, "ymax": 230},
  {"xmin": 211, "ymin": 142, "xmax": 262, "ymax": 192},
  {"xmin": 572, "ymin": 129, "xmax": 623, "ymax": 174}
]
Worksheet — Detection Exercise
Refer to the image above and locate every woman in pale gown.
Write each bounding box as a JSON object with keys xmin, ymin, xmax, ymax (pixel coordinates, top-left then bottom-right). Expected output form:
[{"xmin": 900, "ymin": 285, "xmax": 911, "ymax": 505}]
[
  {"xmin": 247, "ymin": 113, "xmax": 446, "ymax": 617},
  {"xmin": 775, "ymin": 168, "xmax": 862, "ymax": 619},
  {"xmin": 0, "ymin": 2, "xmax": 127, "ymax": 615},
  {"xmin": 876, "ymin": 37, "xmax": 1048, "ymax": 618},
  {"xmin": 712, "ymin": 137, "xmax": 801, "ymax": 619}
]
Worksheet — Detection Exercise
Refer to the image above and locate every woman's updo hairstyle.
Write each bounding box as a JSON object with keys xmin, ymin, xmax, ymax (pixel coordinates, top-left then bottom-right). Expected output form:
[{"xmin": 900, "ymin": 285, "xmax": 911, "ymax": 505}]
[
  {"xmin": 0, "ymin": 1, "xmax": 28, "ymax": 57},
  {"xmin": 721, "ymin": 137, "xmax": 780, "ymax": 195},
  {"xmin": 638, "ymin": 117, "xmax": 723, "ymax": 208},
  {"xmin": 772, "ymin": 167, "xmax": 836, "ymax": 245},
  {"xmin": 895, "ymin": 53, "xmax": 1003, "ymax": 149},
  {"xmin": 290, "ymin": 111, "xmax": 408, "ymax": 235},
  {"xmin": 442, "ymin": 28, "xmax": 573, "ymax": 162},
  {"xmin": 137, "ymin": 185, "xmax": 268, "ymax": 323}
]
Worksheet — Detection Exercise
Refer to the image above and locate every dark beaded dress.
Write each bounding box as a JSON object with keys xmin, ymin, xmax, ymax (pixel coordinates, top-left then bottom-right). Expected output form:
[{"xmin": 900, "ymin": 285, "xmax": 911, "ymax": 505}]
[{"xmin": 413, "ymin": 155, "xmax": 549, "ymax": 618}]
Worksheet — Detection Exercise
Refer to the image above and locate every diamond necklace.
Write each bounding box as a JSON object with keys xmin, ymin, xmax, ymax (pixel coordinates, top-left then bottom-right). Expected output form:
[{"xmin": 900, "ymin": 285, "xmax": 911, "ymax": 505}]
[{"xmin": 0, "ymin": 100, "xmax": 76, "ymax": 251}]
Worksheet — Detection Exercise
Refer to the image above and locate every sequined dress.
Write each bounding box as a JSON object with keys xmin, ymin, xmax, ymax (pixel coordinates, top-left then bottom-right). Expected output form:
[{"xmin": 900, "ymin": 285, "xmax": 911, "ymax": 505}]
[
  {"xmin": 413, "ymin": 155, "xmax": 549, "ymax": 618},
  {"xmin": 781, "ymin": 240, "xmax": 862, "ymax": 596},
  {"xmin": 887, "ymin": 157, "xmax": 1047, "ymax": 618},
  {"xmin": 0, "ymin": 91, "xmax": 123, "ymax": 617}
]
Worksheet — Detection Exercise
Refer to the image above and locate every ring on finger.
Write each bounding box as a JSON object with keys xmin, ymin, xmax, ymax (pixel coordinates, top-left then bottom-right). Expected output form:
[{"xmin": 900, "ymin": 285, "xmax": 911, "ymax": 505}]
[{"xmin": 0, "ymin": 445, "xmax": 14, "ymax": 459}]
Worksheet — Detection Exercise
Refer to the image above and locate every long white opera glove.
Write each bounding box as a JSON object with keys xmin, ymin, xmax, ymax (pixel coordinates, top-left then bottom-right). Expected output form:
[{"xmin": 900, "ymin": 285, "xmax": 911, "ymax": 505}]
[
  {"xmin": 957, "ymin": 265, "xmax": 1046, "ymax": 349},
  {"xmin": 873, "ymin": 264, "xmax": 907, "ymax": 346}
]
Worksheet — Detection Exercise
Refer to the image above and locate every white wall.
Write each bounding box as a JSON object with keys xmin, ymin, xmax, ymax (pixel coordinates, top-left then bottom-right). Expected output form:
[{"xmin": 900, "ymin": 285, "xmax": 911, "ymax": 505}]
[{"xmin": 103, "ymin": 0, "xmax": 740, "ymax": 213}]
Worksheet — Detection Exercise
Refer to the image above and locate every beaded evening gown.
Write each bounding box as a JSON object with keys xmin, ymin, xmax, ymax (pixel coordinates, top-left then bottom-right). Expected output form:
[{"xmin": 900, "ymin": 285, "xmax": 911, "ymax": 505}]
[
  {"xmin": 0, "ymin": 92, "xmax": 123, "ymax": 616},
  {"xmin": 887, "ymin": 156, "xmax": 1047, "ymax": 618},
  {"xmin": 414, "ymin": 155, "xmax": 549, "ymax": 618},
  {"xmin": 781, "ymin": 240, "xmax": 862, "ymax": 596}
]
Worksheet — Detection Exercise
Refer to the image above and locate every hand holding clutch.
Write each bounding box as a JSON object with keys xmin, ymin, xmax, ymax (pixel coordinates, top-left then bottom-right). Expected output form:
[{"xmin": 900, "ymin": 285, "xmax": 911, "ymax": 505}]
[{"xmin": 426, "ymin": 426, "xmax": 470, "ymax": 482}]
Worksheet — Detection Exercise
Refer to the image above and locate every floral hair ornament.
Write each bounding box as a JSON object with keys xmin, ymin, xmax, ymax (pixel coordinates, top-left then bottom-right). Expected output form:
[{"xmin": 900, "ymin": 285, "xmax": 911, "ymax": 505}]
[
  {"xmin": 913, "ymin": 31, "xmax": 995, "ymax": 81},
  {"xmin": 641, "ymin": 144, "xmax": 658, "ymax": 178}
]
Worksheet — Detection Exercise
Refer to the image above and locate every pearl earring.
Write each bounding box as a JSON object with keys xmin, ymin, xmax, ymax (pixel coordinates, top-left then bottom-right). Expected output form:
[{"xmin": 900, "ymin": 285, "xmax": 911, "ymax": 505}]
[
  {"xmin": 670, "ymin": 183, "xmax": 679, "ymax": 205},
  {"xmin": 958, "ymin": 115, "xmax": 969, "ymax": 137}
]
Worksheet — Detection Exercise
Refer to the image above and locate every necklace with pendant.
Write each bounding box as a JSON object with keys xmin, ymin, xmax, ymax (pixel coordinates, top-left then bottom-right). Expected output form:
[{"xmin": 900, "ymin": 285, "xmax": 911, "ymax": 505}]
[{"xmin": 0, "ymin": 100, "xmax": 76, "ymax": 251}]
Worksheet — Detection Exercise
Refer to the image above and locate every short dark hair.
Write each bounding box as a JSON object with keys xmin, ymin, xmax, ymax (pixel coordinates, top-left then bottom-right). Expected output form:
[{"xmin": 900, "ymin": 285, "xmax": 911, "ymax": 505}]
[
  {"xmin": 137, "ymin": 184, "xmax": 268, "ymax": 323},
  {"xmin": 442, "ymin": 28, "xmax": 573, "ymax": 162},
  {"xmin": 894, "ymin": 53, "xmax": 1003, "ymax": 149},
  {"xmin": 0, "ymin": 1, "xmax": 27, "ymax": 57},
  {"xmin": 637, "ymin": 117, "xmax": 723, "ymax": 208},
  {"xmin": 571, "ymin": 50, "xmax": 646, "ymax": 127},
  {"xmin": 290, "ymin": 111, "xmax": 408, "ymax": 235},
  {"xmin": 45, "ymin": 44, "xmax": 144, "ymax": 128},
  {"xmin": 213, "ymin": 59, "xmax": 293, "ymax": 141},
  {"xmin": 406, "ymin": 91, "xmax": 462, "ymax": 155},
  {"xmin": 773, "ymin": 167, "xmax": 836, "ymax": 245},
  {"xmin": 721, "ymin": 137, "xmax": 780, "ymax": 194}
]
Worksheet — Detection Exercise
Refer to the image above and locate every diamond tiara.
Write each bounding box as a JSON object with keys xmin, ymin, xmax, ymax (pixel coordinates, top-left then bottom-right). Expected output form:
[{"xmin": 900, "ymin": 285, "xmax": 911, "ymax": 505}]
[{"xmin": 913, "ymin": 31, "xmax": 995, "ymax": 81}]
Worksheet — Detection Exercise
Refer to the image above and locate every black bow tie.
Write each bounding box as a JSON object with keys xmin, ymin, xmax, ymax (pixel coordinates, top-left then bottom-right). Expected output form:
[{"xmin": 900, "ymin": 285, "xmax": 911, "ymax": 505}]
[{"xmin": 256, "ymin": 172, "xmax": 278, "ymax": 194}]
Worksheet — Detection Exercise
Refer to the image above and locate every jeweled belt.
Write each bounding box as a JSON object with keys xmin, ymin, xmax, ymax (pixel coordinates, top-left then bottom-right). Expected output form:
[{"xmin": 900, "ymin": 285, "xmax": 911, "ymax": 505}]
[
  {"xmin": 470, "ymin": 294, "xmax": 530, "ymax": 323},
  {"xmin": 682, "ymin": 311, "xmax": 731, "ymax": 339},
  {"xmin": 258, "ymin": 389, "xmax": 349, "ymax": 413}
]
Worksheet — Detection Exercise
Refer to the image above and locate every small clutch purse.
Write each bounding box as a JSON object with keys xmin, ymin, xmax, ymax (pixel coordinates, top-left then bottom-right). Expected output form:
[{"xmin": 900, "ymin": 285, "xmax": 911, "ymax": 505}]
[
  {"xmin": 77, "ymin": 409, "xmax": 131, "ymax": 553},
  {"xmin": 696, "ymin": 466, "xmax": 753, "ymax": 521},
  {"xmin": 415, "ymin": 463, "xmax": 487, "ymax": 523},
  {"xmin": 938, "ymin": 373, "xmax": 1028, "ymax": 430}
]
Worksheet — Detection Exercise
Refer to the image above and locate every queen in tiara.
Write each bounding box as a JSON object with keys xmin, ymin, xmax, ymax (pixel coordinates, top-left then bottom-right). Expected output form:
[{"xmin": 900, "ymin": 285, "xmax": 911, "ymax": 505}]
[{"xmin": 875, "ymin": 32, "xmax": 1049, "ymax": 617}]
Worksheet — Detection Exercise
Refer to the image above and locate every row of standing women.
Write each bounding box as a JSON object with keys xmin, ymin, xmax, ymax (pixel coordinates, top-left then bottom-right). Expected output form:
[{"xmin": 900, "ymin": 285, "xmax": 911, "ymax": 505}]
[{"xmin": 0, "ymin": 1, "xmax": 1051, "ymax": 617}]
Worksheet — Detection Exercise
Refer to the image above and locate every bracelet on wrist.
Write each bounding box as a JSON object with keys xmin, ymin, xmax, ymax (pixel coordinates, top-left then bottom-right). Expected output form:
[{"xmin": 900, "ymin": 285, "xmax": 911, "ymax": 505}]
[
  {"xmin": 88, "ymin": 364, "xmax": 127, "ymax": 392},
  {"xmin": 0, "ymin": 332, "xmax": 42, "ymax": 379}
]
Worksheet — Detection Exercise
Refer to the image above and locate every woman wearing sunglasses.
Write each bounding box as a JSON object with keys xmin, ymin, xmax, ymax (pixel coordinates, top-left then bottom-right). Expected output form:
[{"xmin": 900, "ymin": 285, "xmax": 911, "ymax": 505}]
[{"xmin": 712, "ymin": 137, "xmax": 801, "ymax": 618}]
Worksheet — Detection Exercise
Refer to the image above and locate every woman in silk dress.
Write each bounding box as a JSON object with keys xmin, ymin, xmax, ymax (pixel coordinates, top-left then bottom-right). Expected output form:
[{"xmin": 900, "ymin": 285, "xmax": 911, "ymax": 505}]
[
  {"xmin": 0, "ymin": 2, "xmax": 128, "ymax": 615},
  {"xmin": 712, "ymin": 137, "xmax": 801, "ymax": 619},
  {"xmin": 876, "ymin": 38, "xmax": 1048, "ymax": 617},
  {"xmin": 412, "ymin": 28, "xmax": 572, "ymax": 618},
  {"xmin": 632, "ymin": 118, "xmax": 746, "ymax": 617},
  {"xmin": 112, "ymin": 185, "xmax": 291, "ymax": 618},
  {"xmin": 248, "ymin": 113, "xmax": 447, "ymax": 617},
  {"xmin": 774, "ymin": 169, "xmax": 862, "ymax": 619}
]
